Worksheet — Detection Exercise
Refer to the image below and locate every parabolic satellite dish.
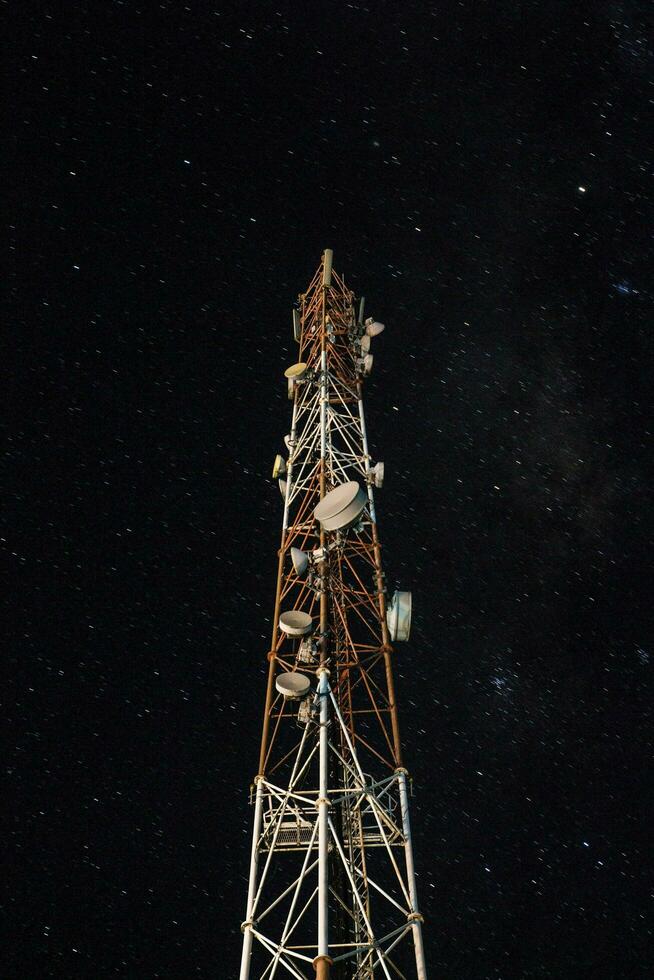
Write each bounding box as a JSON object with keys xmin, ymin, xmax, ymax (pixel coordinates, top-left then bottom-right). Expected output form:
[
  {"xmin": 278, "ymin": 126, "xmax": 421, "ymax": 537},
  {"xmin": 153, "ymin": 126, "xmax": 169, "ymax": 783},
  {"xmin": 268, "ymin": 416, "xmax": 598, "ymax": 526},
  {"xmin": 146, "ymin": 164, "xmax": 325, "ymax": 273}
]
[
  {"xmin": 279, "ymin": 610, "xmax": 314, "ymax": 636},
  {"xmin": 314, "ymin": 481, "xmax": 367, "ymax": 531},
  {"xmin": 386, "ymin": 590, "xmax": 412, "ymax": 642},
  {"xmin": 275, "ymin": 671, "xmax": 312, "ymax": 699},
  {"xmin": 290, "ymin": 547, "xmax": 310, "ymax": 578},
  {"xmin": 284, "ymin": 362, "xmax": 308, "ymax": 381},
  {"xmin": 365, "ymin": 318, "xmax": 385, "ymax": 338}
]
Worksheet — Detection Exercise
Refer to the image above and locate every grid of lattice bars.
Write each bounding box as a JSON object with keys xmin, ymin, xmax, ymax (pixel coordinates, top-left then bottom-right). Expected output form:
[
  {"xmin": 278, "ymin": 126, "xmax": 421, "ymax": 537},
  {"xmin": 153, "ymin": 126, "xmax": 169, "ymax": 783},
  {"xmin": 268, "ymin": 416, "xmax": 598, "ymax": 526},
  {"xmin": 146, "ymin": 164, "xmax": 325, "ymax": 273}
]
[
  {"xmin": 240, "ymin": 254, "xmax": 427, "ymax": 980},
  {"xmin": 260, "ymin": 267, "xmax": 400, "ymax": 781}
]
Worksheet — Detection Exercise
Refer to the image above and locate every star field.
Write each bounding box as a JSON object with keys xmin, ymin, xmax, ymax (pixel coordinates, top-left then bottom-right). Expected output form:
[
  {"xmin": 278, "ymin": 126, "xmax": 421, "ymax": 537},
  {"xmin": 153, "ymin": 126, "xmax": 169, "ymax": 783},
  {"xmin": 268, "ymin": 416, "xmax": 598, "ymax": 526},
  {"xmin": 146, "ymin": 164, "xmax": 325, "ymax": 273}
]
[{"xmin": 6, "ymin": 2, "xmax": 654, "ymax": 977}]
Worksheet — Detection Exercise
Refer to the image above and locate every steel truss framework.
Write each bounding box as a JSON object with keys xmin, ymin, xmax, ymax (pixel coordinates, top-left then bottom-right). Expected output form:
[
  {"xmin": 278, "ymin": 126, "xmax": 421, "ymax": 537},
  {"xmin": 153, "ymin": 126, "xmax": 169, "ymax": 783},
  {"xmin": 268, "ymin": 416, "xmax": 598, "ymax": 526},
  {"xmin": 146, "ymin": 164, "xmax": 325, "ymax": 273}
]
[{"xmin": 240, "ymin": 253, "xmax": 427, "ymax": 980}]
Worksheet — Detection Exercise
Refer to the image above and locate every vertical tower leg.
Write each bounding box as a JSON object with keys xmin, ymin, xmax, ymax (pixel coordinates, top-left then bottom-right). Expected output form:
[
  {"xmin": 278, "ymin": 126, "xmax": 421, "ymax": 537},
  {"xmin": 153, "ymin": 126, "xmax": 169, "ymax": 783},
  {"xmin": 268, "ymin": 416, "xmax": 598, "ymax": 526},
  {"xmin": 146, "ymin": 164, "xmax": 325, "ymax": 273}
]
[
  {"xmin": 398, "ymin": 769, "xmax": 427, "ymax": 980},
  {"xmin": 315, "ymin": 668, "xmax": 332, "ymax": 978},
  {"xmin": 239, "ymin": 779, "xmax": 264, "ymax": 980}
]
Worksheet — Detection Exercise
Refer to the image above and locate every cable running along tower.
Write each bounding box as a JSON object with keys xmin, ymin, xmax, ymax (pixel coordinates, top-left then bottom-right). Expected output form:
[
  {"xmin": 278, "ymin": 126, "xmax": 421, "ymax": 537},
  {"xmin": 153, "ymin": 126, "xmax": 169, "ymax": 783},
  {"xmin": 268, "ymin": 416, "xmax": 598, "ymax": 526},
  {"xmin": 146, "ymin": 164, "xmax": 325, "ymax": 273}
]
[{"xmin": 240, "ymin": 251, "xmax": 427, "ymax": 979}]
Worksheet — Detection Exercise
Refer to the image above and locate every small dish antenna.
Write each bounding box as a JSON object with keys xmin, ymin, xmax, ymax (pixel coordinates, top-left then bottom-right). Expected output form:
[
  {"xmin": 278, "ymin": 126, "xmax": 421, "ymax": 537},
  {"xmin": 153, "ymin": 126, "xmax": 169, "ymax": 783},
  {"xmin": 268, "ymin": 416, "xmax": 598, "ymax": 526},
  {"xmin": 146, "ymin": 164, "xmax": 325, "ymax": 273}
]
[
  {"xmin": 275, "ymin": 671, "xmax": 312, "ymax": 699},
  {"xmin": 367, "ymin": 461, "xmax": 384, "ymax": 488},
  {"xmin": 272, "ymin": 454, "xmax": 286, "ymax": 479},
  {"xmin": 279, "ymin": 610, "xmax": 314, "ymax": 636},
  {"xmin": 278, "ymin": 479, "xmax": 287, "ymax": 498},
  {"xmin": 284, "ymin": 362, "xmax": 308, "ymax": 381},
  {"xmin": 314, "ymin": 481, "xmax": 367, "ymax": 531},
  {"xmin": 360, "ymin": 335, "xmax": 371, "ymax": 354},
  {"xmin": 387, "ymin": 590, "xmax": 412, "ymax": 642},
  {"xmin": 365, "ymin": 317, "xmax": 385, "ymax": 337},
  {"xmin": 361, "ymin": 354, "xmax": 374, "ymax": 376},
  {"xmin": 290, "ymin": 547, "xmax": 310, "ymax": 578}
]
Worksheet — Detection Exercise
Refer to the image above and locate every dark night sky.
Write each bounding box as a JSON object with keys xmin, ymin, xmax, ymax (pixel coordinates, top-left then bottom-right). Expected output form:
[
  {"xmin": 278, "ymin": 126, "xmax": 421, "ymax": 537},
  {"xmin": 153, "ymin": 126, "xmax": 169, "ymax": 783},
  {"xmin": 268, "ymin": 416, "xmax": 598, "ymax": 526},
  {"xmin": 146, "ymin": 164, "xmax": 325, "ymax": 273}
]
[{"xmin": 6, "ymin": 2, "xmax": 654, "ymax": 977}]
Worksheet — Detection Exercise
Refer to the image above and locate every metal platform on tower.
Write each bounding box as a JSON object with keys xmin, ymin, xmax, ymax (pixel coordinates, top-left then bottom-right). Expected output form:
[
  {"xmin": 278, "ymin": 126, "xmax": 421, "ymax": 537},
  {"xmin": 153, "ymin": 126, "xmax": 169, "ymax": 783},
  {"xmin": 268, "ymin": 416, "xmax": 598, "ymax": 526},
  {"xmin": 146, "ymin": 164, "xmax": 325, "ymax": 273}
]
[{"xmin": 239, "ymin": 251, "xmax": 427, "ymax": 980}]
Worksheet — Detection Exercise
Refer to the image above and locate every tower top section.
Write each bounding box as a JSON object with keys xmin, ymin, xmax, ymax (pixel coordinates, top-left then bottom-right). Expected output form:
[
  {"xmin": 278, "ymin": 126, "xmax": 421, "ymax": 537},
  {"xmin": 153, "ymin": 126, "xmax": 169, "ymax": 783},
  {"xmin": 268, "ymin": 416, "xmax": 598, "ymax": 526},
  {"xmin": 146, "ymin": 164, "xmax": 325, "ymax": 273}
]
[{"xmin": 289, "ymin": 248, "xmax": 384, "ymax": 393}]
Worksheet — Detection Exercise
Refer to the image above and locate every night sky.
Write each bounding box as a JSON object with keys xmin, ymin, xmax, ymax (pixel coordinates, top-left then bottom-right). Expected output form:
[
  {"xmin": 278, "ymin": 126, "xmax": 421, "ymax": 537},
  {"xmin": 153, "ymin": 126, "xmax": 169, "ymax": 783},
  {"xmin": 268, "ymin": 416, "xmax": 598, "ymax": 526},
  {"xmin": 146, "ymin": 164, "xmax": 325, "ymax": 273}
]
[{"xmin": 7, "ymin": 2, "xmax": 654, "ymax": 977}]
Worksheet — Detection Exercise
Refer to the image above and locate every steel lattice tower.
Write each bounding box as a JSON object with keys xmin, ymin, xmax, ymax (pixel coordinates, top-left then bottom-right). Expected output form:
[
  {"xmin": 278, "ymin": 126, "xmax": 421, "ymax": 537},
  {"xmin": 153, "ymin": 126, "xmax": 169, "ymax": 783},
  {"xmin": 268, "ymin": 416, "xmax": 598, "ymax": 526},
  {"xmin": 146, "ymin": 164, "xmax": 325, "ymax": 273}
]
[{"xmin": 240, "ymin": 251, "xmax": 427, "ymax": 980}]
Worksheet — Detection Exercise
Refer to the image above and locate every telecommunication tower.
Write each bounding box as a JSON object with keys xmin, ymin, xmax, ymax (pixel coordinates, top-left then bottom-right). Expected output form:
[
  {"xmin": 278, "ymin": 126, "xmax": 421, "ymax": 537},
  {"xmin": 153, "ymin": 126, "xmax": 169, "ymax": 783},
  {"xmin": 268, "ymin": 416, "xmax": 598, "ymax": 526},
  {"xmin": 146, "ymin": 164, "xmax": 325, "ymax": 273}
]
[{"xmin": 239, "ymin": 251, "xmax": 427, "ymax": 979}]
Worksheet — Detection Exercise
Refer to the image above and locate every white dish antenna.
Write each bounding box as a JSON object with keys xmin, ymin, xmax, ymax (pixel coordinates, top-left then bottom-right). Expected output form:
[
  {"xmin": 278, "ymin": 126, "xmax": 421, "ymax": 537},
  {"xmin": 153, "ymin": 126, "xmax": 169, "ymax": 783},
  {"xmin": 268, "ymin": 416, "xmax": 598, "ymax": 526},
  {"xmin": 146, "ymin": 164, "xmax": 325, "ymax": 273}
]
[
  {"xmin": 360, "ymin": 334, "xmax": 371, "ymax": 354},
  {"xmin": 314, "ymin": 481, "xmax": 367, "ymax": 531},
  {"xmin": 284, "ymin": 362, "xmax": 308, "ymax": 381},
  {"xmin": 367, "ymin": 461, "xmax": 384, "ymax": 488},
  {"xmin": 279, "ymin": 610, "xmax": 314, "ymax": 636},
  {"xmin": 365, "ymin": 317, "xmax": 385, "ymax": 337},
  {"xmin": 287, "ymin": 378, "xmax": 295, "ymax": 400},
  {"xmin": 387, "ymin": 590, "xmax": 412, "ymax": 642},
  {"xmin": 278, "ymin": 479, "xmax": 287, "ymax": 498},
  {"xmin": 272, "ymin": 454, "xmax": 286, "ymax": 479},
  {"xmin": 275, "ymin": 671, "xmax": 312, "ymax": 699},
  {"xmin": 361, "ymin": 354, "xmax": 374, "ymax": 376},
  {"xmin": 290, "ymin": 547, "xmax": 309, "ymax": 578}
]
